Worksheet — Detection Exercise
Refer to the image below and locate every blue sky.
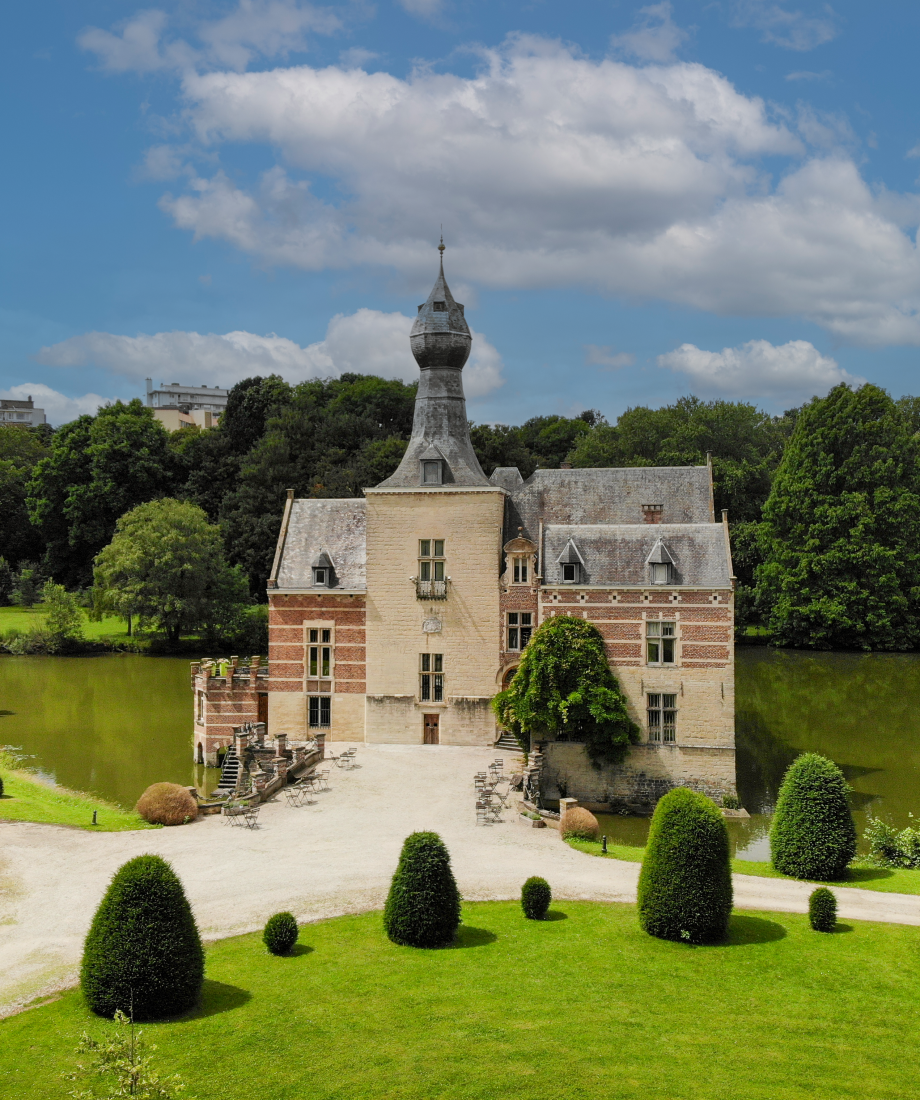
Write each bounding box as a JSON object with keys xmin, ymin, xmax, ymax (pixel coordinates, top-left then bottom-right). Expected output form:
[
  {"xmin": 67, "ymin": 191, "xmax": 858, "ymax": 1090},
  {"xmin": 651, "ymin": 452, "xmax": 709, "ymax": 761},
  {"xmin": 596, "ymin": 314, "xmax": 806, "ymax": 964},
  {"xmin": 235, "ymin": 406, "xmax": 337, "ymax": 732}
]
[{"xmin": 3, "ymin": 0, "xmax": 920, "ymax": 425}]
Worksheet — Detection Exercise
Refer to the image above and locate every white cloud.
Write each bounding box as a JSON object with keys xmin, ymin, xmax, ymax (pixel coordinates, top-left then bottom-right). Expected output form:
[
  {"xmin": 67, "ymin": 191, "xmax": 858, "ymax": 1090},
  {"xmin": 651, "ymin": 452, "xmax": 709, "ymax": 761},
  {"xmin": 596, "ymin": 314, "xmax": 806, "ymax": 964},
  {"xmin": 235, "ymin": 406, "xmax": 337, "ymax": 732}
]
[
  {"xmin": 584, "ymin": 345, "xmax": 635, "ymax": 369},
  {"xmin": 397, "ymin": 0, "xmax": 444, "ymax": 20},
  {"xmin": 79, "ymin": 1, "xmax": 339, "ymax": 75},
  {"xmin": 785, "ymin": 69, "xmax": 831, "ymax": 82},
  {"xmin": 33, "ymin": 311, "xmax": 504, "ymax": 399},
  {"xmin": 657, "ymin": 339, "xmax": 864, "ymax": 399},
  {"xmin": 0, "ymin": 384, "xmax": 112, "ymax": 427},
  {"xmin": 730, "ymin": 2, "xmax": 838, "ymax": 52},
  {"xmin": 610, "ymin": 2, "xmax": 688, "ymax": 63}
]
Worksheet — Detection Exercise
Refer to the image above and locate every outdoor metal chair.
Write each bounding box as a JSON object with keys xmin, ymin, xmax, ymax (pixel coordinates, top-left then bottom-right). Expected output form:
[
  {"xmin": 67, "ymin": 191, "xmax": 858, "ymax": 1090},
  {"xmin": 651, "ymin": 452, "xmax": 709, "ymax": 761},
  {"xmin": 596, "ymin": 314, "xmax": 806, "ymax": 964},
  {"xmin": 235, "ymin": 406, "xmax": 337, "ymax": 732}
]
[
  {"xmin": 475, "ymin": 801, "xmax": 490, "ymax": 826},
  {"xmin": 311, "ymin": 769, "xmax": 330, "ymax": 790},
  {"xmin": 242, "ymin": 804, "xmax": 261, "ymax": 829}
]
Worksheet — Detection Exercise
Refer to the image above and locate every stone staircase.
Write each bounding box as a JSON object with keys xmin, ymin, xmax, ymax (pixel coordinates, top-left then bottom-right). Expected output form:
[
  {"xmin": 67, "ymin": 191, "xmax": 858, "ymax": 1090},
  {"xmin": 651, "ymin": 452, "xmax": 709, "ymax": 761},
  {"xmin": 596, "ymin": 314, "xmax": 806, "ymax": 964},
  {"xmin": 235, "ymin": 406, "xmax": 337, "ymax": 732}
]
[
  {"xmin": 494, "ymin": 731, "xmax": 520, "ymax": 751},
  {"xmin": 216, "ymin": 748, "xmax": 242, "ymax": 793}
]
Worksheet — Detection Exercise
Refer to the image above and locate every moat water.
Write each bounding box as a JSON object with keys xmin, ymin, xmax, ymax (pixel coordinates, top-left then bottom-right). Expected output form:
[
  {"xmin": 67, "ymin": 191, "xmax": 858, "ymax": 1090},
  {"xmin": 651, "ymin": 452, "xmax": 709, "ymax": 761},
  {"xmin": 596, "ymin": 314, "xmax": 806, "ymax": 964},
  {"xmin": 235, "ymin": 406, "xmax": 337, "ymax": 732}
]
[{"xmin": 1, "ymin": 648, "xmax": 919, "ymax": 857}]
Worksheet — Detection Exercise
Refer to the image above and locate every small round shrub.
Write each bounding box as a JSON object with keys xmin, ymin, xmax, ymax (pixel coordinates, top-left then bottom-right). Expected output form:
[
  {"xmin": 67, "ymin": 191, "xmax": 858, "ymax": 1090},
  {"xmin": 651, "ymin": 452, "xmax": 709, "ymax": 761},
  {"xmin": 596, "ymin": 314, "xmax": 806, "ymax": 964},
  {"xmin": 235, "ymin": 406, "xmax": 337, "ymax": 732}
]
[
  {"xmin": 81, "ymin": 854, "xmax": 204, "ymax": 1019},
  {"xmin": 559, "ymin": 806, "xmax": 599, "ymax": 841},
  {"xmin": 808, "ymin": 887, "xmax": 837, "ymax": 932},
  {"xmin": 136, "ymin": 782, "xmax": 198, "ymax": 826},
  {"xmin": 0, "ymin": 775, "xmax": 4, "ymax": 797},
  {"xmin": 770, "ymin": 754, "xmax": 856, "ymax": 880},
  {"xmin": 521, "ymin": 877, "xmax": 552, "ymax": 920},
  {"xmin": 637, "ymin": 787, "xmax": 733, "ymax": 944},
  {"xmin": 264, "ymin": 912, "xmax": 299, "ymax": 955},
  {"xmin": 383, "ymin": 831, "xmax": 461, "ymax": 948}
]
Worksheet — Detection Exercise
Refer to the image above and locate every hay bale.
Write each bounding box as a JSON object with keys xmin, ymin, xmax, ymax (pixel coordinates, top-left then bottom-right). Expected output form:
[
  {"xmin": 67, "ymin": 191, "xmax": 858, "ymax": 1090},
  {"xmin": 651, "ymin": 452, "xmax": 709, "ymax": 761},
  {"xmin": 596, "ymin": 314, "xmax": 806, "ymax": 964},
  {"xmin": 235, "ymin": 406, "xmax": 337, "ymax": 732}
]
[
  {"xmin": 136, "ymin": 783, "xmax": 198, "ymax": 826},
  {"xmin": 559, "ymin": 806, "xmax": 599, "ymax": 841}
]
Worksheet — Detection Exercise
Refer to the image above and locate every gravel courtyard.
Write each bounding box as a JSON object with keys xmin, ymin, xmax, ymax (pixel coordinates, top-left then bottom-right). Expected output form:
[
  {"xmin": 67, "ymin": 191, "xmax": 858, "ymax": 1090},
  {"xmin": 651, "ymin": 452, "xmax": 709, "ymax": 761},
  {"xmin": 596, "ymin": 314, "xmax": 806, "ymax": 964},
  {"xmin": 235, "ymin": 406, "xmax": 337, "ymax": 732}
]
[{"xmin": 2, "ymin": 742, "xmax": 920, "ymax": 1017}]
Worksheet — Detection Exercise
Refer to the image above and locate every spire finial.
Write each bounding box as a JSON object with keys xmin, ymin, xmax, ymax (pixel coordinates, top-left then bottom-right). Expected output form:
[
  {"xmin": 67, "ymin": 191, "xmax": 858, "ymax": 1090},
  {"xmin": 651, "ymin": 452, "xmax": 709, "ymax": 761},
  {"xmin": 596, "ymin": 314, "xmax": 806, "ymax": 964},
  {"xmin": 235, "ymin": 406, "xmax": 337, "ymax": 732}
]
[{"xmin": 438, "ymin": 226, "xmax": 445, "ymax": 256}]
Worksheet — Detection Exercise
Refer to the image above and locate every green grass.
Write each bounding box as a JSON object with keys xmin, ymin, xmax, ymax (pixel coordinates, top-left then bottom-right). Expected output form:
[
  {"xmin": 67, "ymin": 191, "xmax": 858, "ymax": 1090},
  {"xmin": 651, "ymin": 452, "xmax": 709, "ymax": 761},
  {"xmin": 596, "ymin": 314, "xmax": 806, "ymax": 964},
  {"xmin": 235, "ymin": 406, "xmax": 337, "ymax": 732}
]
[
  {"xmin": 0, "ymin": 753, "xmax": 154, "ymax": 831},
  {"xmin": 0, "ymin": 604, "xmax": 130, "ymax": 641},
  {"xmin": 2, "ymin": 901, "xmax": 918, "ymax": 1099},
  {"xmin": 567, "ymin": 837, "xmax": 920, "ymax": 895}
]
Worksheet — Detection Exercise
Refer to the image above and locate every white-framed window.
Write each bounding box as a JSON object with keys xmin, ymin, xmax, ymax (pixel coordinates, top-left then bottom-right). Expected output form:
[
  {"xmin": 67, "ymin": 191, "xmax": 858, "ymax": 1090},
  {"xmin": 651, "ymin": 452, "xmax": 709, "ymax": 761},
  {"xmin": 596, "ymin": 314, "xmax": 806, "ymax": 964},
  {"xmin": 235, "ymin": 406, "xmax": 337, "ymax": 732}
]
[
  {"xmin": 647, "ymin": 693, "xmax": 677, "ymax": 742},
  {"xmin": 420, "ymin": 653, "xmax": 444, "ymax": 701},
  {"xmin": 308, "ymin": 628, "xmax": 333, "ymax": 678},
  {"xmin": 309, "ymin": 696, "xmax": 331, "ymax": 727},
  {"xmin": 418, "ymin": 539, "xmax": 446, "ymax": 582},
  {"xmin": 511, "ymin": 555, "xmax": 529, "ymax": 584},
  {"xmin": 196, "ymin": 691, "xmax": 205, "ymax": 723},
  {"xmin": 313, "ymin": 566, "xmax": 329, "ymax": 586},
  {"xmin": 421, "ymin": 460, "xmax": 442, "ymax": 485},
  {"xmin": 650, "ymin": 562, "xmax": 673, "ymax": 585},
  {"xmin": 646, "ymin": 620, "xmax": 676, "ymax": 665},
  {"xmin": 507, "ymin": 612, "xmax": 533, "ymax": 650},
  {"xmin": 561, "ymin": 562, "xmax": 580, "ymax": 583}
]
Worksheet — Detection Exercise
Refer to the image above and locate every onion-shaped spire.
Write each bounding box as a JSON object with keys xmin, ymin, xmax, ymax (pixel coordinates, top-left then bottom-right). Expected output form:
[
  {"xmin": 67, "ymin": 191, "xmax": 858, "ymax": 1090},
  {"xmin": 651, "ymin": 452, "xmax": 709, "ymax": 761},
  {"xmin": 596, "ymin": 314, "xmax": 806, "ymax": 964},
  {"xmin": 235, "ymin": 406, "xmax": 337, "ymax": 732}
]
[{"xmin": 410, "ymin": 239, "xmax": 471, "ymax": 371}]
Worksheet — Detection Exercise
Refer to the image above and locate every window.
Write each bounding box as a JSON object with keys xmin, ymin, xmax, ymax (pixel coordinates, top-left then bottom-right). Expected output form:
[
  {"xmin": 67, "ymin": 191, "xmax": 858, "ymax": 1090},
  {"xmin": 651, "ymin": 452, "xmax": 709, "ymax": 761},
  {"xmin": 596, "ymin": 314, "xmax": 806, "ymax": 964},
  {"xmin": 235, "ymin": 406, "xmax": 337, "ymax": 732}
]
[
  {"xmin": 507, "ymin": 612, "xmax": 533, "ymax": 650},
  {"xmin": 433, "ymin": 300, "xmax": 447, "ymax": 311},
  {"xmin": 646, "ymin": 620, "xmax": 676, "ymax": 664},
  {"xmin": 421, "ymin": 460, "xmax": 442, "ymax": 485},
  {"xmin": 650, "ymin": 562, "xmax": 673, "ymax": 585},
  {"xmin": 420, "ymin": 653, "xmax": 444, "ymax": 702},
  {"xmin": 313, "ymin": 566, "xmax": 328, "ymax": 586},
  {"xmin": 196, "ymin": 691, "xmax": 205, "ymax": 723},
  {"xmin": 511, "ymin": 555, "xmax": 529, "ymax": 584},
  {"xmin": 561, "ymin": 562, "xmax": 580, "ymax": 583},
  {"xmin": 418, "ymin": 539, "xmax": 446, "ymax": 582},
  {"xmin": 647, "ymin": 693, "xmax": 677, "ymax": 742},
  {"xmin": 308, "ymin": 628, "xmax": 332, "ymax": 678},
  {"xmin": 309, "ymin": 696, "xmax": 331, "ymax": 728}
]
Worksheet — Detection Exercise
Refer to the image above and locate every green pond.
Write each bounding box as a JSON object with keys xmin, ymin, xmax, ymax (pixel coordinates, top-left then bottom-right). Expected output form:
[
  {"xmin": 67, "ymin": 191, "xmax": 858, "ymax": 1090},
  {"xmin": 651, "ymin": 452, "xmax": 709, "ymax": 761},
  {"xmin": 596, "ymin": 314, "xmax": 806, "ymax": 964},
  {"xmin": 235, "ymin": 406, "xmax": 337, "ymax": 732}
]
[{"xmin": 1, "ymin": 648, "xmax": 919, "ymax": 858}]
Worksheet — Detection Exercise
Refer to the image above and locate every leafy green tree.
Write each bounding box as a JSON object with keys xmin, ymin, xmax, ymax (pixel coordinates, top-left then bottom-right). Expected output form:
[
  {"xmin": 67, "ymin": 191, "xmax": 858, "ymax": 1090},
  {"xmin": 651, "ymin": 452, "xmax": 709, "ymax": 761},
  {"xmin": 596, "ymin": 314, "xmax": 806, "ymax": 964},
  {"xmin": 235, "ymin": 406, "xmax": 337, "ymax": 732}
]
[
  {"xmin": 81, "ymin": 854, "xmax": 204, "ymax": 1019},
  {"xmin": 11, "ymin": 562, "xmax": 41, "ymax": 607},
  {"xmin": 492, "ymin": 616, "xmax": 640, "ymax": 765},
  {"xmin": 28, "ymin": 401, "xmax": 177, "ymax": 587},
  {"xmin": 637, "ymin": 787, "xmax": 733, "ymax": 944},
  {"xmin": 518, "ymin": 412, "xmax": 597, "ymax": 468},
  {"xmin": 770, "ymin": 753, "xmax": 856, "ymax": 880},
  {"xmin": 757, "ymin": 384, "xmax": 920, "ymax": 649},
  {"xmin": 469, "ymin": 423, "xmax": 536, "ymax": 478},
  {"xmin": 0, "ymin": 557, "xmax": 13, "ymax": 605},
  {"xmin": 42, "ymin": 580, "xmax": 84, "ymax": 646},
  {"xmin": 94, "ymin": 499, "xmax": 248, "ymax": 643},
  {"xmin": 383, "ymin": 832, "xmax": 461, "ymax": 948},
  {"xmin": 0, "ymin": 424, "xmax": 49, "ymax": 568}
]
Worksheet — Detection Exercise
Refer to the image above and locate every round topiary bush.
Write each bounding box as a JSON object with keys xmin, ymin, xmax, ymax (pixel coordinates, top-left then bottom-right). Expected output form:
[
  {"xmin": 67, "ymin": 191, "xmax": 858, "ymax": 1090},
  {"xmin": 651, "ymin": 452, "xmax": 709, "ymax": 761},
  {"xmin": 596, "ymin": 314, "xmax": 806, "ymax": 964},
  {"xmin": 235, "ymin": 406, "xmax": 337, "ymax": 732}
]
[
  {"xmin": 559, "ymin": 806, "xmax": 600, "ymax": 841},
  {"xmin": 263, "ymin": 912, "xmax": 299, "ymax": 955},
  {"xmin": 637, "ymin": 787, "xmax": 733, "ymax": 944},
  {"xmin": 81, "ymin": 854, "xmax": 204, "ymax": 1019},
  {"xmin": 135, "ymin": 783, "xmax": 198, "ymax": 826},
  {"xmin": 770, "ymin": 753, "xmax": 856, "ymax": 880},
  {"xmin": 808, "ymin": 887, "xmax": 837, "ymax": 932},
  {"xmin": 521, "ymin": 877, "xmax": 552, "ymax": 920},
  {"xmin": 383, "ymin": 831, "xmax": 461, "ymax": 948},
  {"xmin": 0, "ymin": 775, "xmax": 4, "ymax": 797}
]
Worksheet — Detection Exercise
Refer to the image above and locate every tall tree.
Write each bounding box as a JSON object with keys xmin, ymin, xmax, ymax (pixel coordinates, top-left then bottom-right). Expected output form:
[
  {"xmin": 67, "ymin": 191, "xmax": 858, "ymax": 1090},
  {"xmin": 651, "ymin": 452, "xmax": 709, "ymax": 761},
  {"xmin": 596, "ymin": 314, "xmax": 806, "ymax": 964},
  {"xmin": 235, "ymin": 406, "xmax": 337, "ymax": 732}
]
[
  {"xmin": 94, "ymin": 498, "xmax": 248, "ymax": 643},
  {"xmin": 0, "ymin": 425, "xmax": 50, "ymax": 568},
  {"xmin": 27, "ymin": 401, "xmax": 176, "ymax": 587},
  {"xmin": 757, "ymin": 383, "xmax": 920, "ymax": 649}
]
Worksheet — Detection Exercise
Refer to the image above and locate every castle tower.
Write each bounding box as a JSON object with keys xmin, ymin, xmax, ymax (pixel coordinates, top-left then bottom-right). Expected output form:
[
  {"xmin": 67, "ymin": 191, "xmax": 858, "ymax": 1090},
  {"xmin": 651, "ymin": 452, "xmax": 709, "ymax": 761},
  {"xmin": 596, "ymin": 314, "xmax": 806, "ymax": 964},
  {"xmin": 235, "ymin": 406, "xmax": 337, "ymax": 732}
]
[{"xmin": 364, "ymin": 243, "xmax": 505, "ymax": 745}]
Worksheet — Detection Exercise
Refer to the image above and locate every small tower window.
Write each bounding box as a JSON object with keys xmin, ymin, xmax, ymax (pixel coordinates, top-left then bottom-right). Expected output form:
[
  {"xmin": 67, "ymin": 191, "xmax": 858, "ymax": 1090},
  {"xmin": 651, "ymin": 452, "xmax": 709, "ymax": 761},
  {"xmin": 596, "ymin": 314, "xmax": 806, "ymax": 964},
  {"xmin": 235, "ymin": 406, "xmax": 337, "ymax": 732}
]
[
  {"xmin": 313, "ymin": 567, "xmax": 328, "ymax": 586},
  {"xmin": 421, "ymin": 460, "xmax": 442, "ymax": 485},
  {"xmin": 561, "ymin": 562, "xmax": 580, "ymax": 583},
  {"xmin": 650, "ymin": 562, "xmax": 673, "ymax": 585},
  {"xmin": 433, "ymin": 301, "xmax": 447, "ymax": 311},
  {"xmin": 512, "ymin": 555, "xmax": 529, "ymax": 584}
]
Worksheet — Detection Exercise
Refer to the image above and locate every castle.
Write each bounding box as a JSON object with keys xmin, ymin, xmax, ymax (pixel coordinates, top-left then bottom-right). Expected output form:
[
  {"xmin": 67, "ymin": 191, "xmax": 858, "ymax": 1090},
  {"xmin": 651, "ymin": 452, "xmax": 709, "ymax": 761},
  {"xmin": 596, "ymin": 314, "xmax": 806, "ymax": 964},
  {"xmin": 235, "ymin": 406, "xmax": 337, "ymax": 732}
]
[{"xmin": 192, "ymin": 248, "xmax": 737, "ymax": 808}]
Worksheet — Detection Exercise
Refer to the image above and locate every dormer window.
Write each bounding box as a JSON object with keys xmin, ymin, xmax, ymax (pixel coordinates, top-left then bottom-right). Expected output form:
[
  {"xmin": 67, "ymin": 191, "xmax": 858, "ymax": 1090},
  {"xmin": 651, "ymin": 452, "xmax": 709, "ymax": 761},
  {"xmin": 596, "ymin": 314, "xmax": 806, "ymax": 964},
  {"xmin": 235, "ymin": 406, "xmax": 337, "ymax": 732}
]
[
  {"xmin": 561, "ymin": 562, "xmax": 580, "ymax": 583},
  {"xmin": 650, "ymin": 562, "xmax": 673, "ymax": 585},
  {"xmin": 311, "ymin": 550, "xmax": 335, "ymax": 588},
  {"xmin": 313, "ymin": 567, "xmax": 328, "ymax": 586},
  {"xmin": 433, "ymin": 301, "xmax": 447, "ymax": 311},
  {"xmin": 556, "ymin": 538, "xmax": 585, "ymax": 584},
  {"xmin": 646, "ymin": 538, "xmax": 676, "ymax": 586},
  {"xmin": 422, "ymin": 460, "xmax": 442, "ymax": 485},
  {"xmin": 512, "ymin": 555, "xmax": 529, "ymax": 584}
]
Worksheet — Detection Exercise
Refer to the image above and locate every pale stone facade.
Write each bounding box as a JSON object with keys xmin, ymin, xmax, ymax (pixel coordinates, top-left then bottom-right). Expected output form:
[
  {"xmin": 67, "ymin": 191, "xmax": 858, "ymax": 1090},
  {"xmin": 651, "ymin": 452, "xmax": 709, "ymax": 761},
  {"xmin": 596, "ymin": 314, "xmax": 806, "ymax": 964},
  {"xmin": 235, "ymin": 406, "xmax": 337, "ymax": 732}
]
[{"xmin": 192, "ymin": 249, "xmax": 737, "ymax": 805}]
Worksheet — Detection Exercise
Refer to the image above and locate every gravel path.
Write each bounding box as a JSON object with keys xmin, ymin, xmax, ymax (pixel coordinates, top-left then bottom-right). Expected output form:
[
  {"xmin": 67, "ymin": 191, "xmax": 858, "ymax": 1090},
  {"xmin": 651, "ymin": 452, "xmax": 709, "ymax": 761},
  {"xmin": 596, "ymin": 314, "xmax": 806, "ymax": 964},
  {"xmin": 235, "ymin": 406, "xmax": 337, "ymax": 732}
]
[{"xmin": 2, "ymin": 742, "xmax": 919, "ymax": 1016}]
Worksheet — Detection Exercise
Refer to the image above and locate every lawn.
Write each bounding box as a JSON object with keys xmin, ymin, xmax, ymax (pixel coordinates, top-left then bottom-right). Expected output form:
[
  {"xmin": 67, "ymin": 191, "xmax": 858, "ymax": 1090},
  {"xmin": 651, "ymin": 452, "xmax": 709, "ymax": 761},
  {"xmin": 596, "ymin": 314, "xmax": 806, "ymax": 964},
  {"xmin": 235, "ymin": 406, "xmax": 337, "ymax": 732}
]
[
  {"xmin": 0, "ymin": 604, "xmax": 130, "ymax": 641},
  {"xmin": 566, "ymin": 837, "xmax": 920, "ymax": 895},
  {"xmin": 0, "ymin": 753, "xmax": 154, "ymax": 831},
  {"xmin": 2, "ymin": 901, "xmax": 918, "ymax": 1100}
]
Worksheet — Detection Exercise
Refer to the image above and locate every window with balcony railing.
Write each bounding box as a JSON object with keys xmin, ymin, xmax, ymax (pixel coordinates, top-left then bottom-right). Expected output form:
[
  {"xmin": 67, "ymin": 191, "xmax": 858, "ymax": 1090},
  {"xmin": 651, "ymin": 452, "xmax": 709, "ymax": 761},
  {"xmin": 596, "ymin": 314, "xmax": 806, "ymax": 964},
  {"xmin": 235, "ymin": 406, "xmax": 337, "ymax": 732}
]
[{"xmin": 417, "ymin": 539, "xmax": 447, "ymax": 599}]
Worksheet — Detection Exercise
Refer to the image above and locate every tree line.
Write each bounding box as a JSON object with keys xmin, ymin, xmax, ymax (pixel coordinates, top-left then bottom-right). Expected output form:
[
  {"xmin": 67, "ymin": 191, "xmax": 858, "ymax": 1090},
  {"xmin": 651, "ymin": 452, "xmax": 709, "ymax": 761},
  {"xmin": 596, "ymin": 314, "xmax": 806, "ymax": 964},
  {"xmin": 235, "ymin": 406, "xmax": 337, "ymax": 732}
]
[{"xmin": 3, "ymin": 374, "xmax": 920, "ymax": 650}]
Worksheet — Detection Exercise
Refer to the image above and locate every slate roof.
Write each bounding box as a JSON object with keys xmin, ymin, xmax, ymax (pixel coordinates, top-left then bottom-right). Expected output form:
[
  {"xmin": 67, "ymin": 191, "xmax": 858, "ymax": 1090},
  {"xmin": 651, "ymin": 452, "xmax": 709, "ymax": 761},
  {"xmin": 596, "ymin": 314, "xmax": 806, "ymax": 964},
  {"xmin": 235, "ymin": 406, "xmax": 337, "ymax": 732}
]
[
  {"xmin": 503, "ymin": 467, "xmax": 713, "ymax": 543},
  {"xmin": 274, "ymin": 499, "xmax": 367, "ymax": 590},
  {"xmin": 542, "ymin": 524, "xmax": 731, "ymax": 587}
]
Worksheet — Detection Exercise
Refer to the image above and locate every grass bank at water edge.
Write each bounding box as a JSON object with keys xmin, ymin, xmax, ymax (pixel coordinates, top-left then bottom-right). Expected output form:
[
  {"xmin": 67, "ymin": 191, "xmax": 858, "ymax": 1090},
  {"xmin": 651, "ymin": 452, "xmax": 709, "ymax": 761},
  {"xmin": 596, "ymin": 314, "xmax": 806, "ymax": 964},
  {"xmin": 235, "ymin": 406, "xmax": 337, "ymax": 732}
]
[
  {"xmin": 566, "ymin": 837, "xmax": 920, "ymax": 895},
  {"xmin": 0, "ymin": 752, "xmax": 155, "ymax": 831},
  {"xmin": 2, "ymin": 902, "xmax": 918, "ymax": 1100}
]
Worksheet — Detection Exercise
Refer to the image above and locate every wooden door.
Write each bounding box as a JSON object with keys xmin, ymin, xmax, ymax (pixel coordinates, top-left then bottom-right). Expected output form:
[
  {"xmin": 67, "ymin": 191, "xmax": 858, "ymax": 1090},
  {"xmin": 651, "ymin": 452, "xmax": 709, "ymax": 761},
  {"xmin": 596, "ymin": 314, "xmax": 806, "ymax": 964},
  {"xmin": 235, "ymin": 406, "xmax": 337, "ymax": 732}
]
[
  {"xmin": 423, "ymin": 713, "xmax": 440, "ymax": 745},
  {"xmin": 257, "ymin": 693, "xmax": 268, "ymax": 729}
]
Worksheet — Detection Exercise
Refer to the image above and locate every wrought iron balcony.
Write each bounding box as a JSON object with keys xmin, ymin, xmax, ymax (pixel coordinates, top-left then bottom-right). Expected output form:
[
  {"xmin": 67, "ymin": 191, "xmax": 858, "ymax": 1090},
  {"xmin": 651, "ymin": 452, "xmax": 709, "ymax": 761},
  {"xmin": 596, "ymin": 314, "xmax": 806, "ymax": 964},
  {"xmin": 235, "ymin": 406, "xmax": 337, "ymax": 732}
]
[{"xmin": 415, "ymin": 578, "xmax": 448, "ymax": 600}]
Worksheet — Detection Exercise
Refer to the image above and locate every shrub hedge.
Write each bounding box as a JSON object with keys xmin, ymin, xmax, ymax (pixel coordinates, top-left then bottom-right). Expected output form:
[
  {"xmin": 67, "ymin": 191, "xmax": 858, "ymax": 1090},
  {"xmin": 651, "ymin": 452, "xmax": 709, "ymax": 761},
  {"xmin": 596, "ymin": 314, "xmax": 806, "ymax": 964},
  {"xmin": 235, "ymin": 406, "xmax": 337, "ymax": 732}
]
[
  {"xmin": 81, "ymin": 854, "xmax": 204, "ymax": 1019},
  {"xmin": 521, "ymin": 877, "xmax": 552, "ymax": 920},
  {"xmin": 637, "ymin": 787, "xmax": 733, "ymax": 944},
  {"xmin": 264, "ymin": 912, "xmax": 299, "ymax": 955},
  {"xmin": 559, "ymin": 806, "xmax": 599, "ymax": 841},
  {"xmin": 809, "ymin": 887, "xmax": 837, "ymax": 932},
  {"xmin": 383, "ymin": 832, "xmax": 461, "ymax": 948},
  {"xmin": 135, "ymin": 783, "xmax": 198, "ymax": 826},
  {"xmin": 770, "ymin": 754, "xmax": 856, "ymax": 880}
]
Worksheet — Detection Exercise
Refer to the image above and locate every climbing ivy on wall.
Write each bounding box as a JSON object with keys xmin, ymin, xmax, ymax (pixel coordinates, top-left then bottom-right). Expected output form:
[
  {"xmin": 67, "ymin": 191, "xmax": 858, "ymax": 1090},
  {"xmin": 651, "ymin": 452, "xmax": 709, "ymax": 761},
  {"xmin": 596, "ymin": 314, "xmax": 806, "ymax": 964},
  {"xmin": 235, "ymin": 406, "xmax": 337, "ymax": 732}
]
[{"xmin": 492, "ymin": 615, "xmax": 640, "ymax": 766}]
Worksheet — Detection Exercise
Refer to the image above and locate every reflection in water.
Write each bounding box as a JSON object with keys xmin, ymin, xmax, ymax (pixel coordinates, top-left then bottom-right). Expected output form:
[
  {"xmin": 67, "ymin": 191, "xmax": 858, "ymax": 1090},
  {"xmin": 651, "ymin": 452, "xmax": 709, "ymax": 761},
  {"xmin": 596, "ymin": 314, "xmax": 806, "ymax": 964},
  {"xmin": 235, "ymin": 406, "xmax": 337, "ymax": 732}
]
[{"xmin": 0, "ymin": 654, "xmax": 211, "ymax": 808}]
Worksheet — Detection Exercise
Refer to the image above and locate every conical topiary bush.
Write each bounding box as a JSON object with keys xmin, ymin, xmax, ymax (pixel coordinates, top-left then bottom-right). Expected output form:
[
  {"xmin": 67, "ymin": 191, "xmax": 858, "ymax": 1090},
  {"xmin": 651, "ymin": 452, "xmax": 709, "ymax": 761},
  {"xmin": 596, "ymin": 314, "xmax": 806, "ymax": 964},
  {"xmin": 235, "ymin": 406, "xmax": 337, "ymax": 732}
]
[
  {"xmin": 81, "ymin": 854, "xmax": 204, "ymax": 1019},
  {"xmin": 770, "ymin": 753, "xmax": 856, "ymax": 880},
  {"xmin": 637, "ymin": 787, "xmax": 733, "ymax": 944},
  {"xmin": 383, "ymin": 832, "xmax": 461, "ymax": 948}
]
